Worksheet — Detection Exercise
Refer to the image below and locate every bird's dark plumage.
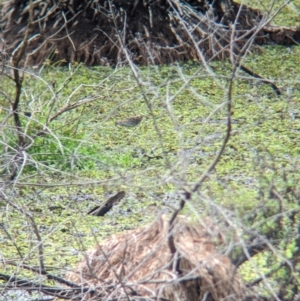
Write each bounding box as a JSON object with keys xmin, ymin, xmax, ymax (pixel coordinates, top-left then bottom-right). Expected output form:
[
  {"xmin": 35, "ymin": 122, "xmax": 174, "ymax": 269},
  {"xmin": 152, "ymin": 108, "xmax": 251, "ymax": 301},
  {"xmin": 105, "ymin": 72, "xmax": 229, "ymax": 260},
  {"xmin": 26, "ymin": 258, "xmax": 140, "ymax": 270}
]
[{"xmin": 88, "ymin": 191, "xmax": 125, "ymax": 216}]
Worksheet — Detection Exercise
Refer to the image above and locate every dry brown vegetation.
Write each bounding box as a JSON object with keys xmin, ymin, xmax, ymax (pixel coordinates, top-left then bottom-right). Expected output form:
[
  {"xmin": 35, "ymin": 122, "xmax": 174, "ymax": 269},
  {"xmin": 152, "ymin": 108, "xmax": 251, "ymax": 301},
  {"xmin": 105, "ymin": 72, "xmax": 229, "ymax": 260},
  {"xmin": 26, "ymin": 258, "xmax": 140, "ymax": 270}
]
[
  {"xmin": 1, "ymin": 0, "xmax": 300, "ymax": 66},
  {"xmin": 67, "ymin": 215, "xmax": 246, "ymax": 301}
]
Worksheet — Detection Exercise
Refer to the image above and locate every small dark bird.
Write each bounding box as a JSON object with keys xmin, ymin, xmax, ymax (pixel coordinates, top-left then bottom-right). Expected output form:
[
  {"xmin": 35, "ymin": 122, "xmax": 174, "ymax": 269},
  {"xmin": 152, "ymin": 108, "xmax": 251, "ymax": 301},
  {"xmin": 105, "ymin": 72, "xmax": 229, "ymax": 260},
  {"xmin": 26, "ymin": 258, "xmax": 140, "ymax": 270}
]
[
  {"xmin": 88, "ymin": 191, "xmax": 125, "ymax": 216},
  {"xmin": 115, "ymin": 116, "xmax": 143, "ymax": 127}
]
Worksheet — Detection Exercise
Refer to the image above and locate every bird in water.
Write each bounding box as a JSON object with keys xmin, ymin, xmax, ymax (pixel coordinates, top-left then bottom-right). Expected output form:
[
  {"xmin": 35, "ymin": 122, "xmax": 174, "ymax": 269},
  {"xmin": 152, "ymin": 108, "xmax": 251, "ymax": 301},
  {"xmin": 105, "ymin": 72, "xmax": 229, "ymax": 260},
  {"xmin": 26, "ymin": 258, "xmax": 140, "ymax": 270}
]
[
  {"xmin": 115, "ymin": 116, "xmax": 143, "ymax": 127},
  {"xmin": 88, "ymin": 191, "xmax": 125, "ymax": 216}
]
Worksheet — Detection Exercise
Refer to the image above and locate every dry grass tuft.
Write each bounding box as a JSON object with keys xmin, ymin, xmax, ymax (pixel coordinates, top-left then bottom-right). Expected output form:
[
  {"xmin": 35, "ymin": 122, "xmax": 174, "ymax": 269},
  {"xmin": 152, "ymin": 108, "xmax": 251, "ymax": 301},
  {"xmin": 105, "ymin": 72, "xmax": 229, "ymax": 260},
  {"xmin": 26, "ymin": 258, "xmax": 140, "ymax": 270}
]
[{"xmin": 67, "ymin": 215, "xmax": 246, "ymax": 301}]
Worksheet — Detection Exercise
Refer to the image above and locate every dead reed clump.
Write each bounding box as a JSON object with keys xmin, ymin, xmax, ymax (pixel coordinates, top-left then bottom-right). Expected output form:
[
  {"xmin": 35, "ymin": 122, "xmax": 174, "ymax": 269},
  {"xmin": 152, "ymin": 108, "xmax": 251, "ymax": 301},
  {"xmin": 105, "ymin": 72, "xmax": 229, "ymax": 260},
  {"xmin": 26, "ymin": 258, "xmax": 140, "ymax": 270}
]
[
  {"xmin": 2, "ymin": 0, "xmax": 300, "ymax": 66},
  {"xmin": 67, "ymin": 215, "xmax": 246, "ymax": 301}
]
